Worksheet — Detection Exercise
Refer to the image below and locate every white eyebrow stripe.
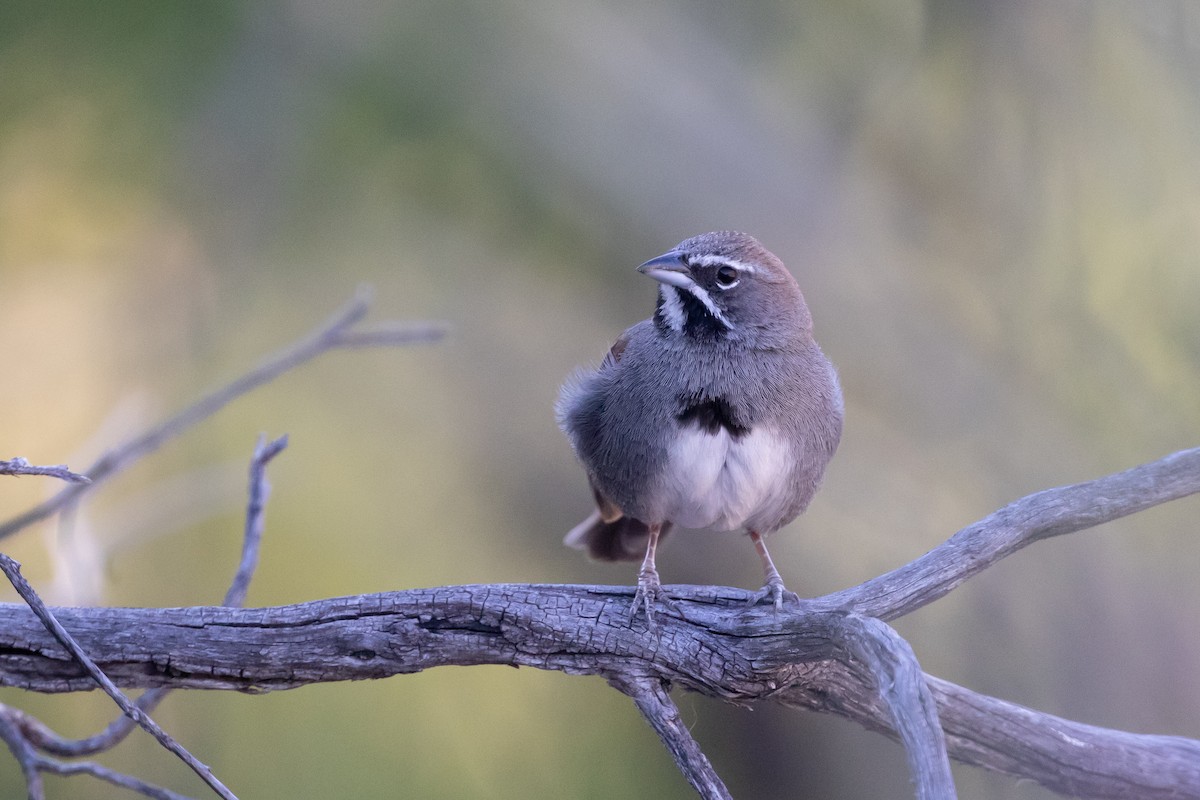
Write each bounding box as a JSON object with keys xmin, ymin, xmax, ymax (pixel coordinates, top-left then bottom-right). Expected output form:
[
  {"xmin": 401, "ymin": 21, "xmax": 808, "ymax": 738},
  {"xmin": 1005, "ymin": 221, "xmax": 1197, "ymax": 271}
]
[
  {"xmin": 646, "ymin": 265, "xmax": 735, "ymax": 330},
  {"xmin": 686, "ymin": 254, "xmax": 757, "ymax": 274}
]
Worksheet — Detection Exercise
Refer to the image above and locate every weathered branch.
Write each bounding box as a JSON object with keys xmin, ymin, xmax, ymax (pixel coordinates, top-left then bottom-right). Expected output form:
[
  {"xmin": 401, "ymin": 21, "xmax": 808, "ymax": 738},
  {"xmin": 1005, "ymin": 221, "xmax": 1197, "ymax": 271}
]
[
  {"xmin": 811, "ymin": 446, "xmax": 1200, "ymax": 620},
  {"xmin": 773, "ymin": 654, "xmax": 1200, "ymax": 799},
  {"xmin": 0, "ymin": 434, "xmax": 290, "ymax": 798},
  {"xmin": 612, "ymin": 613, "xmax": 954, "ymax": 799},
  {"xmin": 0, "ymin": 581, "xmax": 1196, "ymax": 799},
  {"xmin": 0, "ymin": 458, "xmax": 90, "ymax": 484},
  {"xmin": 1, "ymin": 698, "xmax": 166, "ymax": 759},
  {"xmin": 612, "ymin": 674, "xmax": 733, "ymax": 800},
  {"xmin": 35, "ymin": 760, "xmax": 194, "ymax": 800},
  {"xmin": 0, "ymin": 708, "xmax": 44, "ymax": 797},
  {"xmin": 0, "ymin": 291, "xmax": 447, "ymax": 799},
  {"xmin": 223, "ymin": 434, "xmax": 287, "ymax": 608},
  {"xmin": 0, "ymin": 554, "xmax": 236, "ymax": 799},
  {"xmin": 2, "ymin": 277, "xmax": 1194, "ymax": 798},
  {"xmin": 833, "ymin": 615, "xmax": 954, "ymax": 800},
  {"xmin": 5, "ymin": 447, "xmax": 1198, "ymax": 798},
  {"xmin": 0, "ymin": 288, "xmax": 446, "ymax": 543},
  {"xmin": 927, "ymin": 676, "xmax": 1200, "ymax": 798}
]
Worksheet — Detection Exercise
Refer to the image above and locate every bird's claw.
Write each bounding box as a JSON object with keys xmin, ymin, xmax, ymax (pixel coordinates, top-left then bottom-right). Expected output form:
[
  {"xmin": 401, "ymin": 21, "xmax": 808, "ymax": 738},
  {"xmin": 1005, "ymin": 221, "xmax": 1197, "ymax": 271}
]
[
  {"xmin": 630, "ymin": 572, "xmax": 679, "ymax": 629},
  {"xmin": 746, "ymin": 576, "xmax": 799, "ymax": 611}
]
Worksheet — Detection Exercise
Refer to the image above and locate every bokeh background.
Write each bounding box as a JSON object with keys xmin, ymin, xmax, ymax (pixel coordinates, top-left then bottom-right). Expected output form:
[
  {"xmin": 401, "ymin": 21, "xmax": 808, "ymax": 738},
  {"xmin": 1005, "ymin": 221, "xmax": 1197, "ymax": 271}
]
[{"xmin": 3, "ymin": 2, "xmax": 1199, "ymax": 797}]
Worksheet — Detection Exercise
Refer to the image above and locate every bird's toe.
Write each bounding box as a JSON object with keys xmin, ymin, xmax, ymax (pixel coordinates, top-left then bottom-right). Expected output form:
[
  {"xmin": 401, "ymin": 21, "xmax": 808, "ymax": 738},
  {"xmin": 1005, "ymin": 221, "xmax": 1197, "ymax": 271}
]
[{"xmin": 747, "ymin": 577, "xmax": 799, "ymax": 611}]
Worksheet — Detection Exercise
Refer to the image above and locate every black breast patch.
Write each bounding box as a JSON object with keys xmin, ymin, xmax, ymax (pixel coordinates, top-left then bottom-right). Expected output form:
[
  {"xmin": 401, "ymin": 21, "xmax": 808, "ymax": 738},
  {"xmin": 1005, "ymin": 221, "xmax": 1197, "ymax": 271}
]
[{"xmin": 676, "ymin": 393, "xmax": 750, "ymax": 439}]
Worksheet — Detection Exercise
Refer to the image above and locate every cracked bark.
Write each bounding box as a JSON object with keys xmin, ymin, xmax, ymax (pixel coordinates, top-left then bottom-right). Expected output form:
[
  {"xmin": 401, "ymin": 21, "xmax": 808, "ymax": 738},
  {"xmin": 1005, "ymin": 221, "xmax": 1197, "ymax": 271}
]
[
  {"xmin": 2, "ymin": 579, "xmax": 1198, "ymax": 799},
  {"xmin": 2, "ymin": 287, "xmax": 1197, "ymax": 798}
]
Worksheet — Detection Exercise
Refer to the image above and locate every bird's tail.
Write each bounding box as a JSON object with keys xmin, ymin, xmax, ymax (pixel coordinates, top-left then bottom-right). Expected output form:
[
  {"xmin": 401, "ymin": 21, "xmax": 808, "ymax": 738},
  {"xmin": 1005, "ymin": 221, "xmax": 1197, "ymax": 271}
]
[{"xmin": 563, "ymin": 512, "xmax": 672, "ymax": 562}]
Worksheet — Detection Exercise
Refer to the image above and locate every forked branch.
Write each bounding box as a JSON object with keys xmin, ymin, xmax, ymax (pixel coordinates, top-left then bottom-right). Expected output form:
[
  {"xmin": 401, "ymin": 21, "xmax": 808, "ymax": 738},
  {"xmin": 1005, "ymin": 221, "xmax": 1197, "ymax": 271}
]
[
  {"xmin": 0, "ymin": 287, "xmax": 446, "ymax": 543},
  {"xmin": 0, "ymin": 290, "xmax": 443, "ymax": 799},
  {"xmin": 3, "ymin": 443, "xmax": 1200, "ymax": 800},
  {"xmin": 0, "ymin": 437, "xmax": 290, "ymax": 799},
  {"xmin": 2, "ymin": 289, "xmax": 1196, "ymax": 799},
  {"xmin": 812, "ymin": 446, "xmax": 1200, "ymax": 620},
  {"xmin": 613, "ymin": 675, "xmax": 733, "ymax": 800}
]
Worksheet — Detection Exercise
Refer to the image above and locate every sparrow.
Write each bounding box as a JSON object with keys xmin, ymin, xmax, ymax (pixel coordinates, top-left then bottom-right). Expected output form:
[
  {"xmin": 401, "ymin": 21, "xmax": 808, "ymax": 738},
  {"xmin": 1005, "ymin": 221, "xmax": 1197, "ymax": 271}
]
[{"xmin": 557, "ymin": 231, "xmax": 843, "ymax": 622}]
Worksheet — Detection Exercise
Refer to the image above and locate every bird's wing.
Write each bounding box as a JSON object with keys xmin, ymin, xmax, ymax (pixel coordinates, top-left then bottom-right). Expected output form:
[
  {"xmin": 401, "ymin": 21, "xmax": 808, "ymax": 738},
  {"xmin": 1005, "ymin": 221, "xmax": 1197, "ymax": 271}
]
[
  {"xmin": 599, "ymin": 330, "xmax": 631, "ymax": 372},
  {"xmin": 591, "ymin": 481, "xmax": 624, "ymax": 523}
]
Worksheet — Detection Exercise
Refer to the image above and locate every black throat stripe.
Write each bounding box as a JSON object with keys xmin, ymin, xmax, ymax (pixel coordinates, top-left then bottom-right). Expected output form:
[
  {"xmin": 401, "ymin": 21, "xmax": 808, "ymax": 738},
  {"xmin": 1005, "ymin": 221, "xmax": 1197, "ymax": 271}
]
[{"xmin": 677, "ymin": 289, "xmax": 729, "ymax": 339}]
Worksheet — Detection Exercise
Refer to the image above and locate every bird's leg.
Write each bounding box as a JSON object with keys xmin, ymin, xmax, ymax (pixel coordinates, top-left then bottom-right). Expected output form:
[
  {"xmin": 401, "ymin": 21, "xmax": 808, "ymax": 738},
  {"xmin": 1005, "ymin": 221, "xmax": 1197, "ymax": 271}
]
[
  {"xmin": 747, "ymin": 530, "xmax": 799, "ymax": 611},
  {"xmin": 630, "ymin": 523, "xmax": 675, "ymax": 627}
]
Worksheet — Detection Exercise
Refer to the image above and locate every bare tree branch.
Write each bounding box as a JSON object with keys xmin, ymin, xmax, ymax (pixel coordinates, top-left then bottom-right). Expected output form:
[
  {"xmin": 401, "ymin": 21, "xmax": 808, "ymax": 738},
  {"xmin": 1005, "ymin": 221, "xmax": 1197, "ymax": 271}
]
[
  {"xmin": 613, "ymin": 674, "xmax": 734, "ymax": 800},
  {"xmin": 614, "ymin": 612, "xmax": 957, "ymax": 799},
  {"xmin": 2, "ymin": 282, "xmax": 1194, "ymax": 798},
  {"xmin": 31, "ymin": 755, "xmax": 197, "ymax": 800},
  {"xmin": 0, "ymin": 287, "xmax": 446, "ymax": 542},
  {"xmin": 224, "ymin": 434, "xmax": 287, "ymax": 608},
  {"xmin": 0, "ymin": 288, "xmax": 443, "ymax": 798},
  {"xmin": 833, "ymin": 615, "xmax": 955, "ymax": 800},
  {"xmin": 4, "ymin": 448, "xmax": 1197, "ymax": 798},
  {"xmin": 1, "ymin": 583, "xmax": 1196, "ymax": 799},
  {"xmin": 0, "ymin": 707, "xmax": 45, "ymax": 799},
  {"xmin": 807, "ymin": 445, "xmax": 1200, "ymax": 620},
  {"xmin": 925, "ymin": 675, "xmax": 1200, "ymax": 799},
  {"xmin": 0, "ymin": 554, "xmax": 238, "ymax": 799},
  {"xmin": 2, "ymin": 697, "xmax": 165, "ymax": 759},
  {"xmin": 0, "ymin": 434, "xmax": 290, "ymax": 800},
  {"xmin": 0, "ymin": 458, "xmax": 90, "ymax": 484},
  {"xmin": 0, "ymin": 292, "xmax": 436, "ymax": 797}
]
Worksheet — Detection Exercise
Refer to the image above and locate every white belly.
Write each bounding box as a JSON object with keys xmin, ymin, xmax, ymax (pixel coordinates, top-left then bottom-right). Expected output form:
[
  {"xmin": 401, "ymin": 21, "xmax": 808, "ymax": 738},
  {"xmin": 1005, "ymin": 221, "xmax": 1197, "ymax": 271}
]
[{"xmin": 662, "ymin": 426, "xmax": 793, "ymax": 531}]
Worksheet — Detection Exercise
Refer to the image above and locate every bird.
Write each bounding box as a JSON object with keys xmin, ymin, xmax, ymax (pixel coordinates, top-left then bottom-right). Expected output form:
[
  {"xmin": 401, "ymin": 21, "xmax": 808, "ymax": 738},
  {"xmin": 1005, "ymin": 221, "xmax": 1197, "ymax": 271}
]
[{"xmin": 557, "ymin": 231, "xmax": 843, "ymax": 623}]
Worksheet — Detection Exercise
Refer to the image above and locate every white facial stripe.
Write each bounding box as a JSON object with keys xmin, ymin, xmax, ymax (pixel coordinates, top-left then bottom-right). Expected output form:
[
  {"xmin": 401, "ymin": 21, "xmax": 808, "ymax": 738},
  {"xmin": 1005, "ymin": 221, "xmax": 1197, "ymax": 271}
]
[
  {"xmin": 646, "ymin": 266, "xmax": 734, "ymax": 330},
  {"xmin": 658, "ymin": 284, "xmax": 685, "ymax": 332},
  {"xmin": 687, "ymin": 254, "xmax": 757, "ymax": 274},
  {"xmin": 682, "ymin": 283, "xmax": 734, "ymax": 329}
]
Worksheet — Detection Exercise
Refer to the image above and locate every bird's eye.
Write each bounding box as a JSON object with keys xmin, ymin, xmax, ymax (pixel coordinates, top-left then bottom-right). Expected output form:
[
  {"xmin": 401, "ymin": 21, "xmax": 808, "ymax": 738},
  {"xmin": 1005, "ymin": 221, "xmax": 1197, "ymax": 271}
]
[{"xmin": 715, "ymin": 265, "xmax": 739, "ymax": 288}]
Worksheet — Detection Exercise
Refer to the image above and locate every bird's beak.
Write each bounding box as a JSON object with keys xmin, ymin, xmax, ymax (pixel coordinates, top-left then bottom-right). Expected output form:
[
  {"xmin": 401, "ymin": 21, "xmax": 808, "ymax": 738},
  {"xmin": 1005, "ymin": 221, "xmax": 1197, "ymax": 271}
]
[{"xmin": 636, "ymin": 251, "xmax": 694, "ymax": 290}]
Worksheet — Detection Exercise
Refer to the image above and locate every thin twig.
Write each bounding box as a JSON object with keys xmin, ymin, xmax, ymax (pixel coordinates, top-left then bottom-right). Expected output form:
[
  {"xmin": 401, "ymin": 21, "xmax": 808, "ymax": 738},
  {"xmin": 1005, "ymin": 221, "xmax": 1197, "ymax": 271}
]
[
  {"xmin": 614, "ymin": 675, "xmax": 733, "ymax": 800},
  {"xmin": 0, "ymin": 287, "xmax": 446, "ymax": 542},
  {"xmin": 0, "ymin": 554, "xmax": 237, "ymax": 800},
  {"xmin": 1, "ymin": 704, "xmax": 198, "ymax": 800},
  {"xmin": 0, "ymin": 706, "xmax": 46, "ymax": 799},
  {"xmin": 0, "ymin": 291, "xmax": 429, "ymax": 796},
  {"xmin": 5, "ymin": 694, "xmax": 168, "ymax": 758},
  {"xmin": 37, "ymin": 758, "xmax": 197, "ymax": 800},
  {"xmin": 328, "ymin": 322, "xmax": 450, "ymax": 349},
  {"xmin": 0, "ymin": 458, "xmax": 90, "ymax": 484},
  {"xmin": 225, "ymin": 434, "xmax": 287, "ymax": 607},
  {"xmin": 7, "ymin": 435, "xmax": 289, "ymax": 764}
]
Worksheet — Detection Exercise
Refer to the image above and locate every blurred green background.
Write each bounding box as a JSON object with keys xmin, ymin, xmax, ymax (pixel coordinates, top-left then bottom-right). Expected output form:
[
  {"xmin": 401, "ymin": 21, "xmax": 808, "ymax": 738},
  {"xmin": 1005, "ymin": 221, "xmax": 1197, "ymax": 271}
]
[{"xmin": 2, "ymin": 2, "xmax": 1199, "ymax": 798}]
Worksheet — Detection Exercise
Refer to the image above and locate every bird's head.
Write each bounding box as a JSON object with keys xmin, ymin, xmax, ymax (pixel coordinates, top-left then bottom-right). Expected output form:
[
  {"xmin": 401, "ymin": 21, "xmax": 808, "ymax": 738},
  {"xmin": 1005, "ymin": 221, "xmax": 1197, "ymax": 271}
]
[{"xmin": 638, "ymin": 231, "xmax": 811, "ymax": 347}]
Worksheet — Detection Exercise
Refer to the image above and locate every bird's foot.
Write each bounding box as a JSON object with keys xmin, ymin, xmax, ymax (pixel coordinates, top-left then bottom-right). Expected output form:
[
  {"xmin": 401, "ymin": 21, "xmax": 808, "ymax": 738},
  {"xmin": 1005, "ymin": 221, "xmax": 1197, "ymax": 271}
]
[
  {"xmin": 630, "ymin": 569, "xmax": 679, "ymax": 629},
  {"xmin": 746, "ymin": 575, "xmax": 799, "ymax": 612}
]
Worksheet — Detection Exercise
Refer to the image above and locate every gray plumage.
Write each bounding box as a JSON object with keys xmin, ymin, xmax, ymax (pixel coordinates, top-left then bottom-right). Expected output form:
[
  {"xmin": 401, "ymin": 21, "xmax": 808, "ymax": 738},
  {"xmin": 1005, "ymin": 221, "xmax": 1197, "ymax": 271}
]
[{"xmin": 557, "ymin": 231, "xmax": 843, "ymax": 609}]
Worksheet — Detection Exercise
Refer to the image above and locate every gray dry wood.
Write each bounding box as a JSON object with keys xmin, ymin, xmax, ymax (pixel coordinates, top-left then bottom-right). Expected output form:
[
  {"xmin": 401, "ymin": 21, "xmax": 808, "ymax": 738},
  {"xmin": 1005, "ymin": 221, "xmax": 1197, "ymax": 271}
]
[
  {"xmin": 1, "ymin": 581, "xmax": 1198, "ymax": 800},
  {"xmin": 4, "ymin": 441, "xmax": 1200, "ymax": 799}
]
